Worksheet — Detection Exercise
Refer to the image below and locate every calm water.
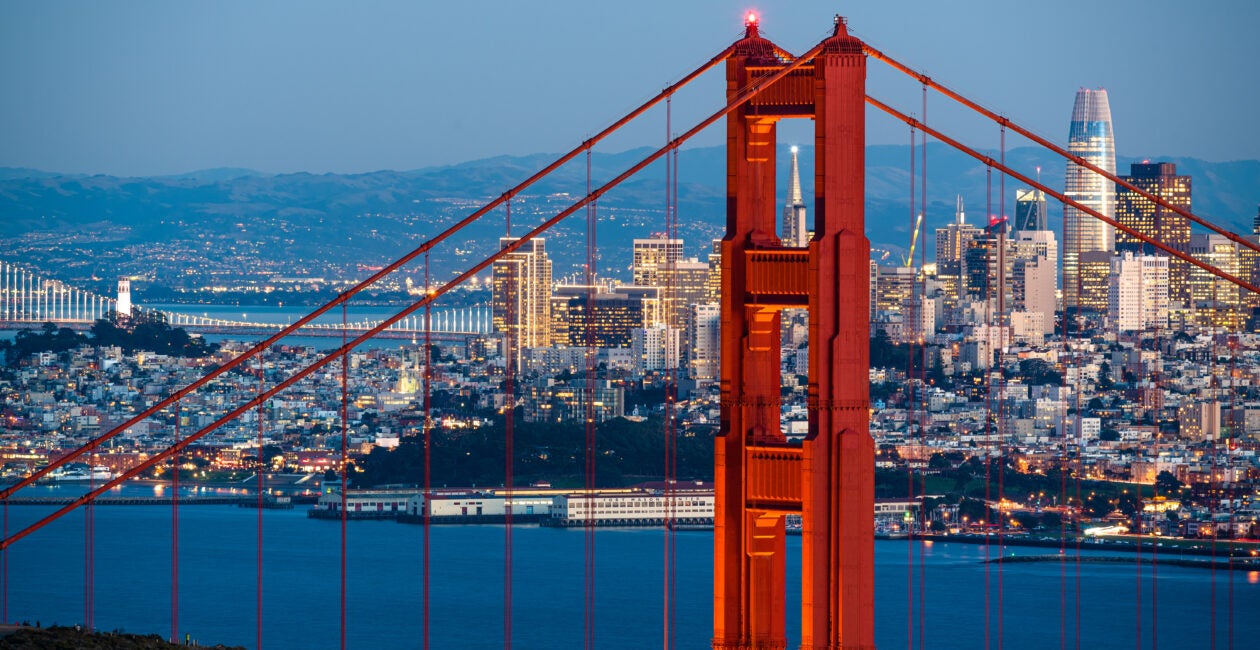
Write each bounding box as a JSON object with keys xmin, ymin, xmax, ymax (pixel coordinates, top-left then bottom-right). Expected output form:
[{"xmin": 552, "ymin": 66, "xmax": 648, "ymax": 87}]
[{"xmin": 4, "ymin": 485, "xmax": 1258, "ymax": 649}]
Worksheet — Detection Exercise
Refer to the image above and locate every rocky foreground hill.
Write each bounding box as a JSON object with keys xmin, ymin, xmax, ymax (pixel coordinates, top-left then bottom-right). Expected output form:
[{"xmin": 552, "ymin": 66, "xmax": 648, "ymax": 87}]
[{"xmin": 0, "ymin": 625, "xmax": 242, "ymax": 650}]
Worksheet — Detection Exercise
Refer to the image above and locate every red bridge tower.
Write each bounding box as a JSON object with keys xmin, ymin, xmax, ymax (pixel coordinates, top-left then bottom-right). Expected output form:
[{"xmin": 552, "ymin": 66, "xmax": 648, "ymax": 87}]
[{"xmin": 714, "ymin": 15, "xmax": 874, "ymax": 649}]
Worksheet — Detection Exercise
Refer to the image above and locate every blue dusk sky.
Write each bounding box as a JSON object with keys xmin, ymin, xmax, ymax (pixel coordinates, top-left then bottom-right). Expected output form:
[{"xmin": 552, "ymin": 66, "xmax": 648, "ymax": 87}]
[{"xmin": 1, "ymin": 0, "xmax": 1256, "ymax": 176}]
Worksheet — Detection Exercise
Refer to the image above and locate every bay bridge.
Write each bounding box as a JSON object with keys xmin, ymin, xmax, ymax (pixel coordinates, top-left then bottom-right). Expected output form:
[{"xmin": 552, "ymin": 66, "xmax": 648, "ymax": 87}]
[
  {"xmin": 1, "ymin": 12, "xmax": 1257, "ymax": 650},
  {"xmin": 0, "ymin": 262, "xmax": 493, "ymax": 340}
]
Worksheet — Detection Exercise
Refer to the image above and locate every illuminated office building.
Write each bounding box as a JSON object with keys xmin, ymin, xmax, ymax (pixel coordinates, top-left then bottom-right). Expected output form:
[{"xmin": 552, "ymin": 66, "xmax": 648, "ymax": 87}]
[
  {"xmin": 1115, "ymin": 162, "xmax": 1192, "ymax": 307},
  {"xmin": 492, "ymin": 237, "xmax": 553, "ymax": 356},
  {"xmin": 1244, "ymin": 206, "xmax": 1260, "ymax": 315},
  {"xmin": 1077, "ymin": 251, "xmax": 1114, "ymax": 315},
  {"xmin": 1013, "ymin": 189, "xmax": 1049, "ymax": 233},
  {"xmin": 633, "ymin": 235, "xmax": 706, "ymax": 330},
  {"xmin": 1063, "ymin": 88, "xmax": 1116, "ymax": 309},
  {"xmin": 1187, "ymin": 234, "xmax": 1243, "ymax": 329},
  {"xmin": 632, "ymin": 235, "xmax": 683, "ymax": 286},
  {"xmin": 552, "ymin": 284, "xmax": 658, "ymax": 348},
  {"xmin": 1109, "ymin": 252, "xmax": 1169, "ymax": 332},
  {"xmin": 1012, "ymin": 252, "xmax": 1056, "ymax": 334},
  {"xmin": 686, "ymin": 302, "xmax": 721, "ymax": 385},
  {"xmin": 705, "ymin": 240, "xmax": 722, "ymax": 304},
  {"xmin": 934, "ymin": 196, "xmax": 983, "ymax": 307}
]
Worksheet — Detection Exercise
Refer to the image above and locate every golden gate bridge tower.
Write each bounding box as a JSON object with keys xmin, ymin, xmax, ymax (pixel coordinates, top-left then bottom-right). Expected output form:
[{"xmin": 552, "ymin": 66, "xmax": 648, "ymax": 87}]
[{"xmin": 714, "ymin": 15, "xmax": 874, "ymax": 649}]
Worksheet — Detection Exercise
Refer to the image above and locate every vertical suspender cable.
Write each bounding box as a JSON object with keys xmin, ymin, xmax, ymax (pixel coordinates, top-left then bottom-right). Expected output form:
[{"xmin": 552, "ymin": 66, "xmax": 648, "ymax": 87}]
[
  {"xmin": 983, "ymin": 163, "xmax": 994, "ymax": 650},
  {"xmin": 1133, "ymin": 304, "xmax": 1142, "ymax": 650},
  {"xmin": 668, "ymin": 141, "xmax": 680, "ymax": 649},
  {"xmin": 1228, "ymin": 335, "xmax": 1237, "ymax": 650},
  {"xmin": 172, "ymin": 400, "xmax": 181, "ymax": 643},
  {"xmin": 340, "ymin": 302, "xmax": 349, "ymax": 650},
  {"xmin": 583, "ymin": 148, "xmax": 598, "ymax": 650},
  {"xmin": 918, "ymin": 82, "xmax": 928, "ymax": 650},
  {"xmin": 1151, "ymin": 319, "xmax": 1163, "ymax": 650},
  {"xmin": 1209, "ymin": 313, "xmax": 1219, "ymax": 650},
  {"xmin": 917, "ymin": 132, "xmax": 931, "ymax": 646},
  {"xmin": 504, "ymin": 198, "xmax": 515, "ymax": 650},
  {"xmin": 2, "ymin": 459, "xmax": 6, "ymax": 625},
  {"xmin": 1073, "ymin": 189, "xmax": 1084, "ymax": 650},
  {"xmin": 257, "ymin": 357, "xmax": 265, "ymax": 650},
  {"xmin": 662, "ymin": 94, "xmax": 675, "ymax": 650},
  {"xmin": 86, "ymin": 427, "xmax": 94, "ymax": 631},
  {"xmin": 422, "ymin": 253, "xmax": 432, "ymax": 650},
  {"xmin": 905, "ymin": 121, "xmax": 916, "ymax": 650},
  {"xmin": 996, "ymin": 124, "xmax": 1006, "ymax": 650}
]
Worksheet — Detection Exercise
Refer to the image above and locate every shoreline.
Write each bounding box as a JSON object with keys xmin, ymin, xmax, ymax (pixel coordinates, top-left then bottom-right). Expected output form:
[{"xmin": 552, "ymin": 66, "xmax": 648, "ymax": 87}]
[
  {"xmin": 986, "ymin": 553, "xmax": 1260, "ymax": 571},
  {"xmin": 905, "ymin": 532, "xmax": 1260, "ymax": 560}
]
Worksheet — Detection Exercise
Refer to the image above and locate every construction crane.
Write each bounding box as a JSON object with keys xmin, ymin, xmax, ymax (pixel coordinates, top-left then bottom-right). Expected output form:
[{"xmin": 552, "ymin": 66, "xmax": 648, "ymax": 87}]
[{"xmin": 901, "ymin": 211, "xmax": 924, "ymax": 267}]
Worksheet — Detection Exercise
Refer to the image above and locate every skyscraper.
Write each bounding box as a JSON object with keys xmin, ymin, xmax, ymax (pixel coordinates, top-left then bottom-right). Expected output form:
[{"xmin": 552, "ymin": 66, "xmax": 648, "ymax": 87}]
[
  {"xmin": 492, "ymin": 237, "xmax": 553, "ymax": 357},
  {"xmin": 1244, "ymin": 206, "xmax": 1260, "ymax": 316},
  {"xmin": 934, "ymin": 196, "xmax": 982, "ymax": 307},
  {"xmin": 1115, "ymin": 162, "xmax": 1192, "ymax": 306},
  {"xmin": 632, "ymin": 234, "xmax": 705, "ymax": 330},
  {"xmin": 631, "ymin": 235, "xmax": 683, "ymax": 286},
  {"xmin": 1013, "ymin": 189, "xmax": 1048, "ymax": 233},
  {"xmin": 1108, "ymin": 252, "xmax": 1169, "ymax": 332},
  {"xmin": 1063, "ymin": 88, "xmax": 1116, "ymax": 310},
  {"xmin": 1187, "ymin": 234, "xmax": 1243, "ymax": 329},
  {"xmin": 1010, "ymin": 188, "xmax": 1058, "ymax": 333},
  {"xmin": 686, "ymin": 302, "xmax": 721, "ymax": 386},
  {"xmin": 782, "ymin": 145, "xmax": 808, "ymax": 247}
]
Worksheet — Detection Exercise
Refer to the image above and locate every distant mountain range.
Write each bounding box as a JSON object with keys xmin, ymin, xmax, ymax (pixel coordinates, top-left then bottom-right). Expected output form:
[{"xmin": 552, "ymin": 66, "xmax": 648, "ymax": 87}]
[{"xmin": 1, "ymin": 145, "xmax": 1257, "ymax": 293}]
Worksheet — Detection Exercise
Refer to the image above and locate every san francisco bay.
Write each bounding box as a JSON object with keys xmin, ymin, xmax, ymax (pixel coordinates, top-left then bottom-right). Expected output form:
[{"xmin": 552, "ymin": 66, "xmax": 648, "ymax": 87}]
[{"xmin": 4, "ymin": 484, "xmax": 1257, "ymax": 649}]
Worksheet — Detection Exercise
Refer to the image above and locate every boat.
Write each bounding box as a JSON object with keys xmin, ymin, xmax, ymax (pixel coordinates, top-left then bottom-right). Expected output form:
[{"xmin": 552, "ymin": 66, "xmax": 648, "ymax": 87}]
[{"xmin": 47, "ymin": 463, "xmax": 115, "ymax": 482}]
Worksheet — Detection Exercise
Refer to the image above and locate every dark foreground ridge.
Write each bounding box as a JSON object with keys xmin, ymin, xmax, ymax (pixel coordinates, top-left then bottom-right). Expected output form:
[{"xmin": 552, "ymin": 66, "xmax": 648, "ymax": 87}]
[{"xmin": 0, "ymin": 625, "xmax": 244, "ymax": 650}]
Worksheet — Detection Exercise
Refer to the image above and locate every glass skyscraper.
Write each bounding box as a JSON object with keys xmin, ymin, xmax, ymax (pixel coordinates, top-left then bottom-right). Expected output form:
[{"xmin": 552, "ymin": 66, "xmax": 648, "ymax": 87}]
[
  {"xmin": 1063, "ymin": 88, "xmax": 1116, "ymax": 310},
  {"xmin": 1014, "ymin": 189, "xmax": 1048, "ymax": 233},
  {"xmin": 1115, "ymin": 162, "xmax": 1192, "ymax": 306}
]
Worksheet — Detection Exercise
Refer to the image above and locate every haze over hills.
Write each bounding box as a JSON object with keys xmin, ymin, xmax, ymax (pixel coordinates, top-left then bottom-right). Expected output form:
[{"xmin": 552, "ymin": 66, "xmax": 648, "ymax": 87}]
[{"xmin": 1, "ymin": 144, "xmax": 1256, "ymax": 299}]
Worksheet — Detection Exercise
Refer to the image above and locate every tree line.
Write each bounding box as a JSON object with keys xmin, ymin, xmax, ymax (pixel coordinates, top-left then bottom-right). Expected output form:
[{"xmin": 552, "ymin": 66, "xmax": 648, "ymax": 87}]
[{"xmin": 1, "ymin": 311, "xmax": 217, "ymax": 365}]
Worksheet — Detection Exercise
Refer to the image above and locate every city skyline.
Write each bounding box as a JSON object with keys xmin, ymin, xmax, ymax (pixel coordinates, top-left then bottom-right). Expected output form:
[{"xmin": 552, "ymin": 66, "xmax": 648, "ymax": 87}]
[
  {"xmin": 1, "ymin": 1, "xmax": 1257, "ymax": 176},
  {"xmin": 3, "ymin": 6, "xmax": 1260, "ymax": 647}
]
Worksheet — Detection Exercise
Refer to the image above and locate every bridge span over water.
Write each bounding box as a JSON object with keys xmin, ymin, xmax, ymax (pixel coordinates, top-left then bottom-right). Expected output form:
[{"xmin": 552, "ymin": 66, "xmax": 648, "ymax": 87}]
[{"xmin": 0, "ymin": 262, "xmax": 492, "ymax": 340}]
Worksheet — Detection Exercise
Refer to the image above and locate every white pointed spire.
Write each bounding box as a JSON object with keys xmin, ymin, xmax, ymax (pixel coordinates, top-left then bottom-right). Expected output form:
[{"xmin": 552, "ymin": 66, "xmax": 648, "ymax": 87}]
[
  {"xmin": 788, "ymin": 145, "xmax": 803, "ymax": 206},
  {"xmin": 782, "ymin": 145, "xmax": 808, "ymax": 247}
]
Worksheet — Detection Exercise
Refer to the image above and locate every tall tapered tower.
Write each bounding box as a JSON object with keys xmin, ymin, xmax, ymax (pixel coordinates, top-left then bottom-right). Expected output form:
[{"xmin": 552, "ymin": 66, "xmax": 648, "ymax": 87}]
[
  {"xmin": 1063, "ymin": 88, "xmax": 1116, "ymax": 310},
  {"xmin": 782, "ymin": 145, "xmax": 809, "ymax": 247}
]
